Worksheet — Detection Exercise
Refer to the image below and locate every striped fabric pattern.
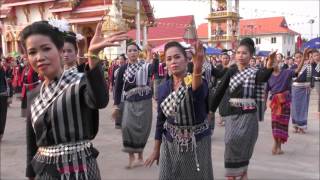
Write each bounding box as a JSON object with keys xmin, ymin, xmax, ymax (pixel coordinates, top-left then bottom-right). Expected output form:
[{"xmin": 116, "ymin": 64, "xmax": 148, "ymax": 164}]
[
  {"xmin": 31, "ymin": 70, "xmax": 83, "ymax": 129},
  {"xmin": 224, "ymin": 113, "xmax": 258, "ymax": 177},
  {"xmin": 291, "ymin": 86, "xmax": 310, "ymax": 130},
  {"xmin": 270, "ymin": 91, "xmax": 291, "ymax": 143},
  {"xmin": 159, "ymin": 135, "xmax": 213, "ymax": 180},
  {"xmin": 122, "ymin": 98, "xmax": 152, "ymax": 153},
  {"xmin": 315, "ymin": 63, "xmax": 320, "ymax": 73},
  {"xmin": 49, "ymin": 80, "xmax": 84, "ymax": 142},
  {"xmin": 35, "ymin": 157, "xmax": 101, "ymax": 180}
]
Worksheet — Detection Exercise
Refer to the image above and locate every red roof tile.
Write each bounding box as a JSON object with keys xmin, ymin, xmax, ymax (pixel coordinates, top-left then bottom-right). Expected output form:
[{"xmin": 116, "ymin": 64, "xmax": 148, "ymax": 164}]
[
  {"xmin": 128, "ymin": 15, "xmax": 195, "ymax": 46},
  {"xmin": 197, "ymin": 16, "xmax": 299, "ymax": 38}
]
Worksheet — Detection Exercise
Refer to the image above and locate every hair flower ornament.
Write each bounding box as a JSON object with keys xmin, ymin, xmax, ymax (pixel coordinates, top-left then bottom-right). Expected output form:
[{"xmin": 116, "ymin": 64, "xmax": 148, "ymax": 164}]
[
  {"xmin": 76, "ymin": 33, "xmax": 84, "ymax": 42},
  {"xmin": 48, "ymin": 19, "xmax": 70, "ymax": 33}
]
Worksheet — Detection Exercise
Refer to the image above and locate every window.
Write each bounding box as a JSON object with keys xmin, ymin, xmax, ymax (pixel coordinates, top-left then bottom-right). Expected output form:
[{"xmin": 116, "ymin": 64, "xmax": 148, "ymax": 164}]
[
  {"xmin": 255, "ymin": 38, "xmax": 261, "ymax": 44},
  {"xmin": 271, "ymin": 37, "xmax": 277, "ymax": 44},
  {"xmin": 284, "ymin": 37, "xmax": 286, "ymax": 44}
]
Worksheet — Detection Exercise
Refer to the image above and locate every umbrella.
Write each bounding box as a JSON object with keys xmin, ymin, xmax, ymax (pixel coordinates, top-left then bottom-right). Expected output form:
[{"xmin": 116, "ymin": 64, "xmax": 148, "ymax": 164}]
[
  {"xmin": 205, "ymin": 47, "xmax": 222, "ymax": 55},
  {"xmin": 256, "ymin": 50, "xmax": 271, "ymax": 57},
  {"xmin": 303, "ymin": 37, "xmax": 320, "ymax": 49}
]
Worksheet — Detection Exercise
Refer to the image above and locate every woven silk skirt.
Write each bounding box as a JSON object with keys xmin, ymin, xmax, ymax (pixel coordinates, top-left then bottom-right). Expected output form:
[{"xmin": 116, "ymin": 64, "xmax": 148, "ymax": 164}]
[
  {"xmin": 121, "ymin": 98, "xmax": 152, "ymax": 153},
  {"xmin": 35, "ymin": 157, "xmax": 101, "ymax": 180},
  {"xmin": 291, "ymin": 86, "xmax": 310, "ymax": 129},
  {"xmin": 159, "ymin": 135, "xmax": 213, "ymax": 180},
  {"xmin": 224, "ymin": 113, "xmax": 258, "ymax": 177}
]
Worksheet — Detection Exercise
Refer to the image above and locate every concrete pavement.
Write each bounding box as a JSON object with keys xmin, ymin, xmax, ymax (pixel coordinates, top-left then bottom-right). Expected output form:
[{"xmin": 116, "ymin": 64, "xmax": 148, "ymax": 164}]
[{"xmin": 0, "ymin": 90, "xmax": 319, "ymax": 180}]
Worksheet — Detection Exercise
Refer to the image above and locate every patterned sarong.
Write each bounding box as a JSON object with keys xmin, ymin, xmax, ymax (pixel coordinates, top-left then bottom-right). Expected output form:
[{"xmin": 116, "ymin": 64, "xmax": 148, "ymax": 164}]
[
  {"xmin": 270, "ymin": 91, "xmax": 291, "ymax": 143},
  {"xmin": 291, "ymin": 85, "xmax": 310, "ymax": 129}
]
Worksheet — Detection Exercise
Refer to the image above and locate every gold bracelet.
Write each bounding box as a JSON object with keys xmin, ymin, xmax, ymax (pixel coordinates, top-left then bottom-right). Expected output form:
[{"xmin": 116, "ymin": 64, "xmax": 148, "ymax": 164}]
[
  {"xmin": 84, "ymin": 53, "xmax": 100, "ymax": 60},
  {"xmin": 193, "ymin": 72, "xmax": 202, "ymax": 77}
]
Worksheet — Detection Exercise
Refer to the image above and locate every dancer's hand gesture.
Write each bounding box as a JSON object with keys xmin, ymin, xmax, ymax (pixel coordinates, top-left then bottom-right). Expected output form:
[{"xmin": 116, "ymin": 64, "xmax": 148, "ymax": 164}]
[
  {"xmin": 193, "ymin": 41, "xmax": 205, "ymax": 72},
  {"xmin": 88, "ymin": 22, "xmax": 128, "ymax": 69},
  {"xmin": 144, "ymin": 44, "xmax": 153, "ymax": 62},
  {"xmin": 266, "ymin": 50, "xmax": 277, "ymax": 69}
]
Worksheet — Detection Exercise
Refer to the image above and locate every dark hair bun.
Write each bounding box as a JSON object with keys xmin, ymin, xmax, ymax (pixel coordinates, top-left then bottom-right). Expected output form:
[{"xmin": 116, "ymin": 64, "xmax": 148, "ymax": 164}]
[
  {"xmin": 164, "ymin": 41, "xmax": 187, "ymax": 58},
  {"xmin": 65, "ymin": 32, "xmax": 76, "ymax": 38},
  {"xmin": 240, "ymin": 37, "xmax": 255, "ymax": 55},
  {"xmin": 20, "ymin": 21, "xmax": 65, "ymax": 50},
  {"xmin": 126, "ymin": 42, "xmax": 141, "ymax": 51},
  {"xmin": 64, "ymin": 31, "xmax": 78, "ymax": 51}
]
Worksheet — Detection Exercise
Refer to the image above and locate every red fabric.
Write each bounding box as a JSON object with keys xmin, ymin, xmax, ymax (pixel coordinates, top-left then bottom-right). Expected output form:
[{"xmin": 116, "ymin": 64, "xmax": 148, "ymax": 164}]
[
  {"xmin": 296, "ymin": 35, "xmax": 303, "ymax": 50},
  {"xmin": 12, "ymin": 66, "xmax": 22, "ymax": 88},
  {"xmin": 158, "ymin": 63, "xmax": 165, "ymax": 77},
  {"xmin": 58, "ymin": 164, "xmax": 87, "ymax": 174},
  {"xmin": 21, "ymin": 66, "xmax": 36, "ymax": 98}
]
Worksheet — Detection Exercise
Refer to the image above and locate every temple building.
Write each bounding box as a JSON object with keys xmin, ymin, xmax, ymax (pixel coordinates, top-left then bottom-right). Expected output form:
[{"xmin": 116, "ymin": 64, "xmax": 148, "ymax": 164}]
[
  {"xmin": 0, "ymin": 0, "xmax": 154, "ymax": 58},
  {"xmin": 206, "ymin": 0, "xmax": 241, "ymax": 49}
]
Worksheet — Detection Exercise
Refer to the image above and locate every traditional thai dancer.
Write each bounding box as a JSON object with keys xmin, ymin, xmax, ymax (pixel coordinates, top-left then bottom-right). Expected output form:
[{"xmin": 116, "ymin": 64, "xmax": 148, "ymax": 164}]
[
  {"xmin": 310, "ymin": 49, "xmax": 320, "ymax": 115},
  {"xmin": 291, "ymin": 50, "xmax": 318, "ymax": 133},
  {"xmin": 266, "ymin": 48, "xmax": 307, "ymax": 155},
  {"xmin": 63, "ymin": 31, "xmax": 86, "ymax": 72},
  {"xmin": 145, "ymin": 41, "xmax": 213, "ymax": 180},
  {"xmin": 210, "ymin": 38, "xmax": 275, "ymax": 180},
  {"xmin": 111, "ymin": 54, "xmax": 127, "ymax": 129},
  {"xmin": 24, "ymin": 20, "xmax": 127, "ymax": 179},
  {"xmin": 113, "ymin": 42, "xmax": 153, "ymax": 169}
]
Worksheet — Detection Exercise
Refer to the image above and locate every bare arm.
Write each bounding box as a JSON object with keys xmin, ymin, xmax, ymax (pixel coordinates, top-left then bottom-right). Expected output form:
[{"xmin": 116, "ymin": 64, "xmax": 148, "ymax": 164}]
[
  {"xmin": 192, "ymin": 41, "xmax": 204, "ymax": 91},
  {"xmin": 87, "ymin": 22, "xmax": 128, "ymax": 69}
]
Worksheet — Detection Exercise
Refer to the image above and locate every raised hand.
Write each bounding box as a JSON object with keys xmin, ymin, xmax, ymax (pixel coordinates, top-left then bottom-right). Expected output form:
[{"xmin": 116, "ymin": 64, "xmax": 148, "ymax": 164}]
[
  {"xmin": 87, "ymin": 22, "xmax": 128, "ymax": 69},
  {"xmin": 193, "ymin": 41, "xmax": 205, "ymax": 72},
  {"xmin": 144, "ymin": 44, "xmax": 153, "ymax": 61},
  {"xmin": 88, "ymin": 22, "xmax": 128, "ymax": 55},
  {"xmin": 266, "ymin": 50, "xmax": 277, "ymax": 69},
  {"xmin": 77, "ymin": 38, "xmax": 86, "ymax": 64}
]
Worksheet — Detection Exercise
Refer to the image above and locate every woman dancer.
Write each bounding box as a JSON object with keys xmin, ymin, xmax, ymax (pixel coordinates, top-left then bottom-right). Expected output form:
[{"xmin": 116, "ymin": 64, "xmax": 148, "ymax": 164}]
[
  {"xmin": 24, "ymin": 20, "xmax": 127, "ymax": 179},
  {"xmin": 210, "ymin": 38, "xmax": 275, "ymax": 180},
  {"xmin": 145, "ymin": 41, "xmax": 213, "ymax": 180},
  {"xmin": 266, "ymin": 49, "xmax": 307, "ymax": 155},
  {"xmin": 112, "ymin": 54, "xmax": 127, "ymax": 129},
  {"xmin": 63, "ymin": 31, "xmax": 86, "ymax": 72},
  {"xmin": 113, "ymin": 43, "xmax": 153, "ymax": 169},
  {"xmin": 291, "ymin": 51, "xmax": 317, "ymax": 133}
]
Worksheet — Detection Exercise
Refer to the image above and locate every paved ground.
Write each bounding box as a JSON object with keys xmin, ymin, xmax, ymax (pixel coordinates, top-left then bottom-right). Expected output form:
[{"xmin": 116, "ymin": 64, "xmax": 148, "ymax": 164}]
[{"xmin": 0, "ymin": 90, "xmax": 319, "ymax": 180}]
